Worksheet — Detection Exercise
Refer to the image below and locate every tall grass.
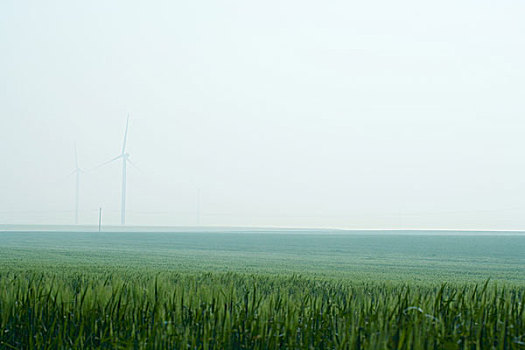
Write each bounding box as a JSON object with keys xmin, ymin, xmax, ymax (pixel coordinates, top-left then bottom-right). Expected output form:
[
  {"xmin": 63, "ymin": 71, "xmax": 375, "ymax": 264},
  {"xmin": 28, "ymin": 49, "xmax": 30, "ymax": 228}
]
[{"xmin": 0, "ymin": 271, "xmax": 523, "ymax": 349}]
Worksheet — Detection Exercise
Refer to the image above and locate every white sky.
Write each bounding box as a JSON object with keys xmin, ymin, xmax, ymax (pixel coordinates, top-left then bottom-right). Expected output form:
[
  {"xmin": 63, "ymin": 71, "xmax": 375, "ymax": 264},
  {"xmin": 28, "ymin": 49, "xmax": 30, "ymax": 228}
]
[{"xmin": 1, "ymin": 0, "xmax": 524, "ymax": 229}]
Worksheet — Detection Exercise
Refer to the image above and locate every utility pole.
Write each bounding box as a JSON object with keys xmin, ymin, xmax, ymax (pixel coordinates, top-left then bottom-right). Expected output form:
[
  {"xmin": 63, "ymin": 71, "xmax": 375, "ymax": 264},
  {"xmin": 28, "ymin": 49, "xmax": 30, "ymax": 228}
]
[{"xmin": 98, "ymin": 208, "xmax": 102, "ymax": 232}]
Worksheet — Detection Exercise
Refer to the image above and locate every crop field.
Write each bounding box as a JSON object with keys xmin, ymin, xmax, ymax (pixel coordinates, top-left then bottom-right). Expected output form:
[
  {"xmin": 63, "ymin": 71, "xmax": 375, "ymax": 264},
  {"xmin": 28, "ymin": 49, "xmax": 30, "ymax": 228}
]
[{"xmin": 0, "ymin": 230, "xmax": 524, "ymax": 348}]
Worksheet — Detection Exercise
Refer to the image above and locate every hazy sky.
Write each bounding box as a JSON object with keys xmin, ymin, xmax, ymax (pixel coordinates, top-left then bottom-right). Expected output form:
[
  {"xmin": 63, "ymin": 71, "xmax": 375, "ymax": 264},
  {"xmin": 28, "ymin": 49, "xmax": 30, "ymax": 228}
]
[{"xmin": 1, "ymin": 0, "xmax": 524, "ymax": 229}]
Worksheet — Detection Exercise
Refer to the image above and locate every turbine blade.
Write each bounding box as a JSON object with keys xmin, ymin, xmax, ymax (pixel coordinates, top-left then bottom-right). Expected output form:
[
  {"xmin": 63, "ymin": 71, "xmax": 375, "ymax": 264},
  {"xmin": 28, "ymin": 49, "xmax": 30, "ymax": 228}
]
[
  {"xmin": 122, "ymin": 115, "xmax": 129, "ymax": 154},
  {"xmin": 57, "ymin": 169, "xmax": 78, "ymax": 185},
  {"xmin": 127, "ymin": 158, "xmax": 141, "ymax": 172},
  {"xmin": 63, "ymin": 167, "xmax": 84, "ymax": 182},
  {"xmin": 92, "ymin": 155, "xmax": 122, "ymax": 171}
]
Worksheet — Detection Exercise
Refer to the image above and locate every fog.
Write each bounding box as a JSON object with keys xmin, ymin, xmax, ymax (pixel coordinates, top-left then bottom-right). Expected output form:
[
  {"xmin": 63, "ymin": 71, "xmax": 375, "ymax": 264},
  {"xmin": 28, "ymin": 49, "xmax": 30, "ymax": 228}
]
[{"xmin": 1, "ymin": 0, "xmax": 524, "ymax": 229}]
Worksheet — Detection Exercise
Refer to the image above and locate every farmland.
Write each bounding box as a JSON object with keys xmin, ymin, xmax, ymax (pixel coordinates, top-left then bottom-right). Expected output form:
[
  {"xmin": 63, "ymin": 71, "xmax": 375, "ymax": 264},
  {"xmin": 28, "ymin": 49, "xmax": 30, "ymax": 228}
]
[{"xmin": 0, "ymin": 229, "xmax": 524, "ymax": 348}]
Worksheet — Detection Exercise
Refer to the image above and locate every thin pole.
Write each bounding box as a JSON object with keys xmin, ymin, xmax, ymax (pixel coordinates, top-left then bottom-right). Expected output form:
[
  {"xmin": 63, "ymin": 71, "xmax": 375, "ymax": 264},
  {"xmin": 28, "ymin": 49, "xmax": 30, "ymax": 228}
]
[
  {"xmin": 98, "ymin": 208, "xmax": 102, "ymax": 232},
  {"xmin": 75, "ymin": 170, "xmax": 80, "ymax": 224},
  {"xmin": 121, "ymin": 157, "xmax": 127, "ymax": 225},
  {"xmin": 74, "ymin": 143, "xmax": 79, "ymax": 225}
]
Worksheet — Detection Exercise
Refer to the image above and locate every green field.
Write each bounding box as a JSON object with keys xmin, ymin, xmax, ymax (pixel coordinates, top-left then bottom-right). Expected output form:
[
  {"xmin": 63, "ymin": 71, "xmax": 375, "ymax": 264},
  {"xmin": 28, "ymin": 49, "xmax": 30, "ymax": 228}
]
[{"xmin": 0, "ymin": 230, "xmax": 524, "ymax": 348}]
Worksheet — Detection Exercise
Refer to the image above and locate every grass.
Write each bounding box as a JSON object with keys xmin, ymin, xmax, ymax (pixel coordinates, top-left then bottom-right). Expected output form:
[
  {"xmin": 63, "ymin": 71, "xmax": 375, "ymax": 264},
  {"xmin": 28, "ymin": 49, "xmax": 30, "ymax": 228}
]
[
  {"xmin": 1, "ymin": 231, "xmax": 524, "ymax": 282},
  {"xmin": 0, "ymin": 271, "xmax": 524, "ymax": 349},
  {"xmin": 0, "ymin": 230, "xmax": 524, "ymax": 348}
]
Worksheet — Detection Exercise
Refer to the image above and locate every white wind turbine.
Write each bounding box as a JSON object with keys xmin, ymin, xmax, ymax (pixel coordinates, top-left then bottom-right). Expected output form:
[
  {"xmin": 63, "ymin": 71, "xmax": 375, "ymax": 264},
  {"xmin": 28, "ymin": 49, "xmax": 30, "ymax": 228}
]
[
  {"xmin": 98, "ymin": 116, "xmax": 136, "ymax": 225},
  {"xmin": 70, "ymin": 143, "xmax": 83, "ymax": 224}
]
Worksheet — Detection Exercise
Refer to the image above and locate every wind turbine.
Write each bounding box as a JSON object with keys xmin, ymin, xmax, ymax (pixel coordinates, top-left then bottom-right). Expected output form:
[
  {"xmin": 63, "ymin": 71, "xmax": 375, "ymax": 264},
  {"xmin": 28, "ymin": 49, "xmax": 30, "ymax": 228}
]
[
  {"xmin": 99, "ymin": 117, "xmax": 134, "ymax": 225},
  {"xmin": 70, "ymin": 143, "xmax": 83, "ymax": 224}
]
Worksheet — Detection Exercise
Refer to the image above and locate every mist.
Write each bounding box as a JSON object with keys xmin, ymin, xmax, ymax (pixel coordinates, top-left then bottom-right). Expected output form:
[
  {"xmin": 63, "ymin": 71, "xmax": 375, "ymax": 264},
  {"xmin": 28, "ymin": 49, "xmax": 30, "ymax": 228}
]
[{"xmin": 1, "ymin": 0, "xmax": 525, "ymax": 229}]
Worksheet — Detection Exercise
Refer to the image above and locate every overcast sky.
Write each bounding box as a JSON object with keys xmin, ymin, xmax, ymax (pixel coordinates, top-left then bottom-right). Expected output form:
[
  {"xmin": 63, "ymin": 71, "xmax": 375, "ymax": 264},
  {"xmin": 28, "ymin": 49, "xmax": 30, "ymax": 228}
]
[{"xmin": 1, "ymin": 0, "xmax": 524, "ymax": 229}]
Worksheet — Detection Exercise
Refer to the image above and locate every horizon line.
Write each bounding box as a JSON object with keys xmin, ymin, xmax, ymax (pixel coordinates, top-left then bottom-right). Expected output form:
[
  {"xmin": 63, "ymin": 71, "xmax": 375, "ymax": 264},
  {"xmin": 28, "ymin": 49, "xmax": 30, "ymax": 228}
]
[{"xmin": 1, "ymin": 223, "xmax": 525, "ymax": 233}]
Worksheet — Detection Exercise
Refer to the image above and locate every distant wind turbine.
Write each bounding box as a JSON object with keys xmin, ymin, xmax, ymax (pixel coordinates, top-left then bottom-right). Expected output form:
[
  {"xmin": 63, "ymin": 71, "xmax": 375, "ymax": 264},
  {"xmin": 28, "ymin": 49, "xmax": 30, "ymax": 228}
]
[
  {"xmin": 97, "ymin": 116, "xmax": 136, "ymax": 225},
  {"xmin": 70, "ymin": 143, "xmax": 83, "ymax": 224}
]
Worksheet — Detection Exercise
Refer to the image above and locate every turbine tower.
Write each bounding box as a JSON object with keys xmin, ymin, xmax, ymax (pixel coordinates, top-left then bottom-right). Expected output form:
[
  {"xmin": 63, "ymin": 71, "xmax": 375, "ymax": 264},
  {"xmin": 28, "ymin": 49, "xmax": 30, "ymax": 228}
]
[
  {"xmin": 120, "ymin": 117, "xmax": 129, "ymax": 225},
  {"xmin": 71, "ymin": 143, "xmax": 82, "ymax": 224},
  {"xmin": 99, "ymin": 116, "xmax": 133, "ymax": 225}
]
